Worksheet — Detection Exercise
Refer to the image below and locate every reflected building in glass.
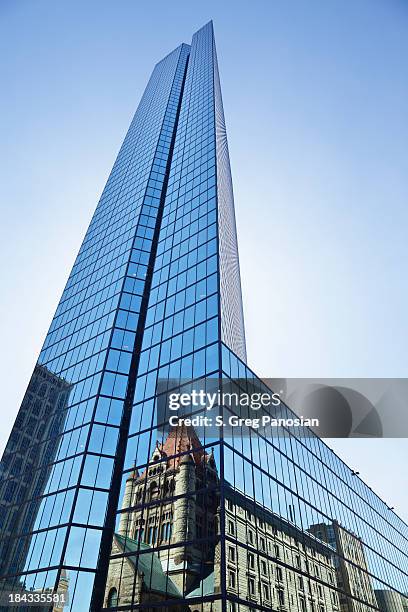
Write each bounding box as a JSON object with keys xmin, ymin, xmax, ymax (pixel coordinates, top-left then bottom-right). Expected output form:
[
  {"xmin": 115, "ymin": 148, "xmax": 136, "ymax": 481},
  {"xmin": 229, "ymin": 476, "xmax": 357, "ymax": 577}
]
[{"xmin": 0, "ymin": 21, "xmax": 407, "ymax": 612}]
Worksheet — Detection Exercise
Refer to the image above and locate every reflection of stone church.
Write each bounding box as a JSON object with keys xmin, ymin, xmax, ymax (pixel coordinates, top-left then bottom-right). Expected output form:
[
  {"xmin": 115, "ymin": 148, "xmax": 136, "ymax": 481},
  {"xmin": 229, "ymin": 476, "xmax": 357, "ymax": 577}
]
[
  {"xmin": 104, "ymin": 425, "xmax": 220, "ymax": 610},
  {"xmin": 105, "ymin": 426, "xmax": 379, "ymax": 612}
]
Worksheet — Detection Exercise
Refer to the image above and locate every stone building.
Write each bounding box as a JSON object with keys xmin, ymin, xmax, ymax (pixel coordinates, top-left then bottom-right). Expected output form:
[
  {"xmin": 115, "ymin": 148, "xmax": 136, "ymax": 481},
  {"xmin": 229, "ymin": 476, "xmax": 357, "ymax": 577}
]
[
  {"xmin": 104, "ymin": 426, "xmax": 353, "ymax": 612},
  {"xmin": 104, "ymin": 426, "xmax": 401, "ymax": 612},
  {"xmin": 104, "ymin": 425, "xmax": 220, "ymax": 610},
  {"xmin": 308, "ymin": 522, "xmax": 378, "ymax": 612},
  {"xmin": 0, "ymin": 364, "xmax": 71, "ymax": 578},
  {"xmin": 224, "ymin": 483, "xmax": 341, "ymax": 612}
]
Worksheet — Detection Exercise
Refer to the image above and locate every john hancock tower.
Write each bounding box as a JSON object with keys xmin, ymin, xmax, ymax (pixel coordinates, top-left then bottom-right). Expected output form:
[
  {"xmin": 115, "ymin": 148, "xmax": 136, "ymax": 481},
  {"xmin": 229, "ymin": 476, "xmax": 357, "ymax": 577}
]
[{"xmin": 1, "ymin": 22, "xmax": 407, "ymax": 612}]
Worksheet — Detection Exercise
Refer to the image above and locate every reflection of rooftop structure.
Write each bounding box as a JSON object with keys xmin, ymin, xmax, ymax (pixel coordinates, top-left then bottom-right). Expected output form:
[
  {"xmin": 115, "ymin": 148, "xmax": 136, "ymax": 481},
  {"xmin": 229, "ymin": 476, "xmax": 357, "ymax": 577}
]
[{"xmin": 109, "ymin": 535, "xmax": 182, "ymax": 605}]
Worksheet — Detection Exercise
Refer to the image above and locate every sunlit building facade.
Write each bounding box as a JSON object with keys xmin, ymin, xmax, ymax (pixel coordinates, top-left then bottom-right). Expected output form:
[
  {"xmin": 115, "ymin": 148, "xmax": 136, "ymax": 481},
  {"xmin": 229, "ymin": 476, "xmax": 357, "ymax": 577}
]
[{"xmin": 0, "ymin": 21, "xmax": 407, "ymax": 612}]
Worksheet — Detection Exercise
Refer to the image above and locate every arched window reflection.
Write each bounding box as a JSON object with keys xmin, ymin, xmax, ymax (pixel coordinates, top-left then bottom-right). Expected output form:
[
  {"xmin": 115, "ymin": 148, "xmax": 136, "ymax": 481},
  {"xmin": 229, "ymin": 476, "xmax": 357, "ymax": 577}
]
[{"xmin": 107, "ymin": 587, "xmax": 118, "ymax": 607}]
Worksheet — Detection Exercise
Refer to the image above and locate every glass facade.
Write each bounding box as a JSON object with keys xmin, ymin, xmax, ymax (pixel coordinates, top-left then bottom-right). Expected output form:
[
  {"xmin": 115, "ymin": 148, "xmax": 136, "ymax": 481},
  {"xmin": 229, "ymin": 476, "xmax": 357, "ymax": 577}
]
[{"xmin": 0, "ymin": 21, "xmax": 407, "ymax": 612}]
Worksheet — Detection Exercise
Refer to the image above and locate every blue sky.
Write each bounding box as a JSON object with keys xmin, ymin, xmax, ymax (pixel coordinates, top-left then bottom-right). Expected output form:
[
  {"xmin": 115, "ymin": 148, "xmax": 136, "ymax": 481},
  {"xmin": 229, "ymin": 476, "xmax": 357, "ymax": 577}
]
[{"xmin": 0, "ymin": 0, "xmax": 407, "ymax": 519}]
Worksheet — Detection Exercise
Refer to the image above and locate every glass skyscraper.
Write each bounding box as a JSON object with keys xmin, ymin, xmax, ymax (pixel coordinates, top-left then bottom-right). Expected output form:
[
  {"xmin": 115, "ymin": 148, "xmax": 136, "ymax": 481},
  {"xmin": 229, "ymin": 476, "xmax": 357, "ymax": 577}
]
[{"xmin": 0, "ymin": 21, "xmax": 407, "ymax": 612}]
